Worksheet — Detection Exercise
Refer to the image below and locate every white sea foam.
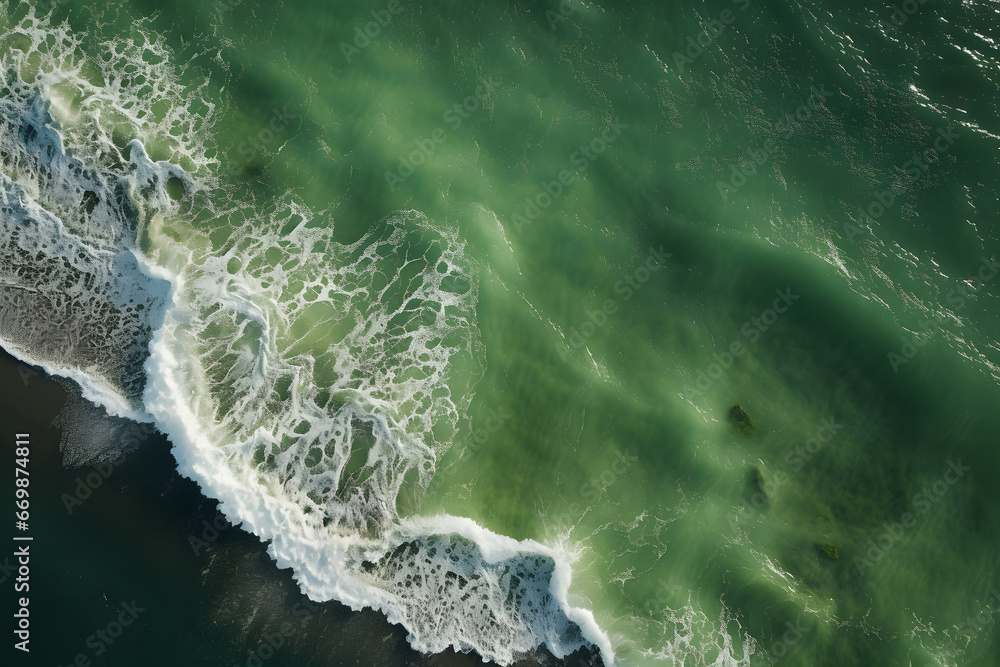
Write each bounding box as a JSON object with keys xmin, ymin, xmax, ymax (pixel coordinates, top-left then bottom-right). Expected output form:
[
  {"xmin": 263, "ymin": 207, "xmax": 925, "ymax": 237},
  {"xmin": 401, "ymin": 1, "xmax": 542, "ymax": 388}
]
[
  {"xmin": 0, "ymin": 11, "xmax": 615, "ymax": 666},
  {"xmin": 623, "ymin": 598, "xmax": 754, "ymax": 667}
]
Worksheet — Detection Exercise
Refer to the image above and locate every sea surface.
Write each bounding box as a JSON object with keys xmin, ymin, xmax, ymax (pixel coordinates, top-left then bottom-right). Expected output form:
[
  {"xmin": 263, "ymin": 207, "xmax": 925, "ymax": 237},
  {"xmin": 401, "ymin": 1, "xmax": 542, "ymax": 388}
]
[{"xmin": 1, "ymin": 0, "xmax": 1000, "ymax": 665}]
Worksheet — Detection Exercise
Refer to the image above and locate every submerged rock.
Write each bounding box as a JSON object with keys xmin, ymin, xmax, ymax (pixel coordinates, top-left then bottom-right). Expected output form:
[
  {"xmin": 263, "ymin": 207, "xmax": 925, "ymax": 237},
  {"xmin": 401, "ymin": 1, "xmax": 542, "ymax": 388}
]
[
  {"xmin": 728, "ymin": 404, "xmax": 759, "ymax": 435},
  {"xmin": 749, "ymin": 465, "xmax": 766, "ymax": 494},
  {"xmin": 745, "ymin": 465, "xmax": 770, "ymax": 508},
  {"xmin": 815, "ymin": 542, "xmax": 840, "ymax": 560}
]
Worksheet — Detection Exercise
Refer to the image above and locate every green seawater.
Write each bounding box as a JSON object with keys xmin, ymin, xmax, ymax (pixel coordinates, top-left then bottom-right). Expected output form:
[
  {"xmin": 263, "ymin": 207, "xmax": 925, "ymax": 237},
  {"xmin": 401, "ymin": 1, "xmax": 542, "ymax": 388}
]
[{"xmin": 4, "ymin": 0, "xmax": 1000, "ymax": 664}]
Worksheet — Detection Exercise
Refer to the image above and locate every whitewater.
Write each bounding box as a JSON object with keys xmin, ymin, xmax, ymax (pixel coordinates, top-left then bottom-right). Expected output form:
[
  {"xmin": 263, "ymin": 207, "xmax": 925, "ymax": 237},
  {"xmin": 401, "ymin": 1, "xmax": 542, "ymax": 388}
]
[{"xmin": 0, "ymin": 11, "xmax": 616, "ymax": 666}]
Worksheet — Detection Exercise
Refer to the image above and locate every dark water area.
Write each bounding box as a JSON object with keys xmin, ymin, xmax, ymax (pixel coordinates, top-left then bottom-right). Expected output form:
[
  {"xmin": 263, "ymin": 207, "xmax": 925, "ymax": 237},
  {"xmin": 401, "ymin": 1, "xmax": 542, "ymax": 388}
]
[{"xmin": 0, "ymin": 348, "xmax": 600, "ymax": 667}]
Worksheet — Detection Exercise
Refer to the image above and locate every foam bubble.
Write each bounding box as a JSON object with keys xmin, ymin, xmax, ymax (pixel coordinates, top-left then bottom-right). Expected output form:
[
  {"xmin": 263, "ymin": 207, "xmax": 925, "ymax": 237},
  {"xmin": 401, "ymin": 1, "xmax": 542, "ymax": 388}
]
[
  {"xmin": 623, "ymin": 596, "xmax": 755, "ymax": 667},
  {"xmin": 0, "ymin": 103, "xmax": 174, "ymax": 418},
  {"xmin": 0, "ymin": 12, "xmax": 615, "ymax": 666}
]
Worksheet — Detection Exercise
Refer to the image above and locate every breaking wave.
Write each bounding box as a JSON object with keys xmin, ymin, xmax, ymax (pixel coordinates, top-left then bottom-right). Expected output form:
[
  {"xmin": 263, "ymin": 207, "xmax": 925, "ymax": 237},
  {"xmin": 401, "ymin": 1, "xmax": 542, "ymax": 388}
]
[{"xmin": 0, "ymin": 10, "xmax": 613, "ymax": 666}]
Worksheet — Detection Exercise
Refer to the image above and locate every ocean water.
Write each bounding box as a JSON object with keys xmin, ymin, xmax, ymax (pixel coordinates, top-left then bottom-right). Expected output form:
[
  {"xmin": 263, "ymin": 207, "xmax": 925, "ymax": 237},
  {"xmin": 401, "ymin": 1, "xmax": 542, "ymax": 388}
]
[{"xmin": 1, "ymin": 0, "xmax": 1000, "ymax": 665}]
